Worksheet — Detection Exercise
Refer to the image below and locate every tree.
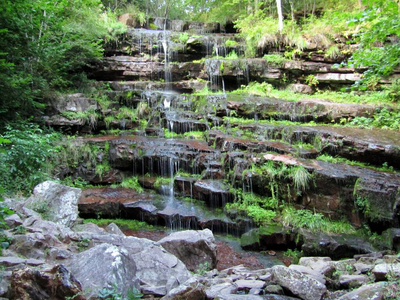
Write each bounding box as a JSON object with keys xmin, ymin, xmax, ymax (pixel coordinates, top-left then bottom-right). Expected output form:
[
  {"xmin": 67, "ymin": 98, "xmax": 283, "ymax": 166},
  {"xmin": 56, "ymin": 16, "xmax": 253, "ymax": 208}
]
[
  {"xmin": 276, "ymin": 0, "xmax": 284, "ymax": 32},
  {"xmin": 0, "ymin": 0, "xmax": 125, "ymax": 125},
  {"xmin": 349, "ymin": 0, "xmax": 400, "ymax": 90}
]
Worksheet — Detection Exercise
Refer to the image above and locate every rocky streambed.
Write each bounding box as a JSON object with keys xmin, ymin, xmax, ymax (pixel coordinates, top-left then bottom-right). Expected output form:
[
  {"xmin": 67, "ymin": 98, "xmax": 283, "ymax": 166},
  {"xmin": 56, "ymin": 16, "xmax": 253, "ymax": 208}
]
[{"xmin": 1, "ymin": 181, "xmax": 399, "ymax": 300}]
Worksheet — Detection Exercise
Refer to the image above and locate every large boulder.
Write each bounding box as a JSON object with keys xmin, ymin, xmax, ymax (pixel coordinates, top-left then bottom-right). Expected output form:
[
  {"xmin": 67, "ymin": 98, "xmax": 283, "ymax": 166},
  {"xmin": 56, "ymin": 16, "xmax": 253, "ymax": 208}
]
[
  {"xmin": 51, "ymin": 93, "xmax": 99, "ymax": 114},
  {"xmin": 126, "ymin": 237, "xmax": 192, "ymax": 296},
  {"xmin": 87, "ymin": 234, "xmax": 193, "ymax": 296},
  {"xmin": 272, "ymin": 265, "xmax": 327, "ymax": 300},
  {"xmin": 65, "ymin": 243, "xmax": 138, "ymax": 298},
  {"xmin": 337, "ymin": 282, "xmax": 386, "ymax": 300},
  {"xmin": 158, "ymin": 229, "xmax": 217, "ymax": 272},
  {"xmin": 25, "ymin": 181, "xmax": 81, "ymax": 227},
  {"xmin": 301, "ymin": 231, "xmax": 376, "ymax": 259},
  {"xmin": 10, "ymin": 265, "xmax": 84, "ymax": 300}
]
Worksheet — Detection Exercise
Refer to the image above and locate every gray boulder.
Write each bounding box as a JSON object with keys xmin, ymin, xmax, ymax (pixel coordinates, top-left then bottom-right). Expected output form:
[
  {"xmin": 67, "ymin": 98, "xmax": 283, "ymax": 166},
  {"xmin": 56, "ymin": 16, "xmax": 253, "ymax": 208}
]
[
  {"xmin": 128, "ymin": 237, "xmax": 192, "ymax": 294},
  {"xmin": 339, "ymin": 275, "xmax": 369, "ymax": 289},
  {"xmin": 26, "ymin": 181, "xmax": 81, "ymax": 227},
  {"xmin": 4, "ymin": 214, "xmax": 23, "ymax": 228},
  {"xmin": 288, "ymin": 83, "xmax": 313, "ymax": 94},
  {"xmin": 299, "ymin": 257, "xmax": 335, "ymax": 277},
  {"xmin": 87, "ymin": 234, "xmax": 193, "ymax": 296},
  {"xmin": 65, "ymin": 243, "xmax": 138, "ymax": 298},
  {"xmin": 105, "ymin": 222, "xmax": 125, "ymax": 236},
  {"xmin": 272, "ymin": 265, "xmax": 327, "ymax": 300},
  {"xmin": 288, "ymin": 265, "xmax": 326, "ymax": 285},
  {"xmin": 161, "ymin": 277, "xmax": 206, "ymax": 300},
  {"xmin": 205, "ymin": 282, "xmax": 237, "ymax": 299},
  {"xmin": 337, "ymin": 282, "xmax": 386, "ymax": 300},
  {"xmin": 158, "ymin": 229, "xmax": 217, "ymax": 272},
  {"xmin": 53, "ymin": 93, "xmax": 99, "ymax": 114},
  {"xmin": 372, "ymin": 263, "xmax": 400, "ymax": 281}
]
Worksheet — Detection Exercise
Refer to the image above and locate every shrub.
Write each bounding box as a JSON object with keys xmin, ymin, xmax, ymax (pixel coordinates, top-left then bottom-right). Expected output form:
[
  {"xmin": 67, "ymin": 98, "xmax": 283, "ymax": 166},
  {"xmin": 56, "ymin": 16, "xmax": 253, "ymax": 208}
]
[{"xmin": 0, "ymin": 123, "xmax": 60, "ymax": 195}]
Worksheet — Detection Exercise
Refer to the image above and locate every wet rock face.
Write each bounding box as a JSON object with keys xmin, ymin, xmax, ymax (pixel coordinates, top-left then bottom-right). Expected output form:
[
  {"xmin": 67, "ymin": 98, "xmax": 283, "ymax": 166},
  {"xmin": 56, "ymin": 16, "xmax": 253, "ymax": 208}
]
[
  {"xmin": 241, "ymin": 226, "xmax": 298, "ymax": 251},
  {"xmin": 300, "ymin": 231, "xmax": 376, "ymax": 259},
  {"xmin": 106, "ymin": 136, "xmax": 216, "ymax": 175}
]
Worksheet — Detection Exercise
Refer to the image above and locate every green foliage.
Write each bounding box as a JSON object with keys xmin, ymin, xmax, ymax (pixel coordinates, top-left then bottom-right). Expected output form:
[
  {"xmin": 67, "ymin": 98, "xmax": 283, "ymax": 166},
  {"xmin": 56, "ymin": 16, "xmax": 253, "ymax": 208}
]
[
  {"xmin": 235, "ymin": 13, "xmax": 279, "ymax": 57},
  {"xmin": 84, "ymin": 218, "xmax": 153, "ymax": 231},
  {"xmin": 183, "ymin": 131, "xmax": 206, "ymax": 140},
  {"xmin": 98, "ymin": 284, "xmax": 143, "ymax": 300},
  {"xmin": 282, "ymin": 207, "xmax": 356, "ymax": 234},
  {"xmin": 154, "ymin": 177, "xmax": 173, "ymax": 188},
  {"xmin": 0, "ymin": 186, "xmax": 14, "ymax": 255},
  {"xmin": 288, "ymin": 165, "xmax": 312, "ymax": 192},
  {"xmin": 0, "ymin": 123, "xmax": 60, "ymax": 194},
  {"xmin": 62, "ymin": 109, "xmax": 100, "ymax": 130},
  {"xmin": 226, "ymin": 192, "xmax": 278, "ymax": 225},
  {"xmin": 233, "ymin": 82, "xmax": 273, "ymax": 97},
  {"xmin": 246, "ymin": 205, "xmax": 277, "ymax": 224},
  {"xmin": 224, "ymin": 51, "xmax": 239, "ymax": 60},
  {"xmin": 347, "ymin": 107, "xmax": 400, "ymax": 130},
  {"xmin": 118, "ymin": 177, "xmax": 144, "ymax": 193},
  {"xmin": 325, "ymin": 45, "xmax": 341, "ymax": 59},
  {"xmin": 53, "ymin": 138, "xmax": 106, "ymax": 182},
  {"xmin": 179, "ymin": 32, "xmax": 189, "ymax": 44},
  {"xmin": 386, "ymin": 79, "xmax": 400, "ymax": 102},
  {"xmin": 305, "ymin": 75, "xmax": 319, "ymax": 87},
  {"xmin": 348, "ymin": 1, "xmax": 400, "ymax": 90},
  {"xmin": 283, "ymin": 249, "xmax": 303, "ymax": 264},
  {"xmin": 225, "ymin": 39, "xmax": 238, "ymax": 47},
  {"xmin": 195, "ymin": 262, "xmax": 210, "ymax": 275},
  {"xmin": 263, "ymin": 54, "xmax": 286, "ymax": 67},
  {"xmin": 77, "ymin": 237, "xmax": 91, "ymax": 252},
  {"xmin": 317, "ymin": 154, "xmax": 395, "ymax": 172},
  {"xmin": 0, "ymin": 0, "xmax": 126, "ymax": 123}
]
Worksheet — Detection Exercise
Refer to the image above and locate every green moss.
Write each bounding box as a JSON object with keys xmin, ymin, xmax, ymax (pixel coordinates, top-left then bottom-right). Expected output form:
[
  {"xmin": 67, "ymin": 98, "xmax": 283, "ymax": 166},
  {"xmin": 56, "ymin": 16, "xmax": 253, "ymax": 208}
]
[
  {"xmin": 240, "ymin": 228, "xmax": 260, "ymax": 248},
  {"xmin": 83, "ymin": 218, "xmax": 154, "ymax": 231}
]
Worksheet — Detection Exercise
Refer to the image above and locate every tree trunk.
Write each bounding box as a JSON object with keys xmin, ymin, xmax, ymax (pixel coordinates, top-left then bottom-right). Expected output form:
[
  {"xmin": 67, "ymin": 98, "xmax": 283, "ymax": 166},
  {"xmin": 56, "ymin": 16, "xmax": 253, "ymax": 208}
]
[
  {"xmin": 312, "ymin": 0, "xmax": 316, "ymax": 16},
  {"xmin": 289, "ymin": 0, "xmax": 295, "ymax": 22},
  {"xmin": 276, "ymin": 0, "xmax": 283, "ymax": 32}
]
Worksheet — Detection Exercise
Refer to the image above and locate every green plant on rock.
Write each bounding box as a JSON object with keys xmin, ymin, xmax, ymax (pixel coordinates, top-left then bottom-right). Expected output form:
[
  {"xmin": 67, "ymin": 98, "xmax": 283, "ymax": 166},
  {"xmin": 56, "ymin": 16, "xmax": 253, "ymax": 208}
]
[
  {"xmin": 283, "ymin": 249, "xmax": 303, "ymax": 264},
  {"xmin": 195, "ymin": 261, "xmax": 210, "ymax": 275},
  {"xmin": 325, "ymin": 45, "xmax": 341, "ymax": 59},
  {"xmin": 154, "ymin": 177, "xmax": 173, "ymax": 188},
  {"xmin": 83, "ymin": 218, "xmax": 153, "ymax": 231},
  {"xmin": 305, "ymin": 74, "xmax": 319, "ymax": 87},
  {"xmin": 282, "ymin": 206, "xmax": 355, "ymax": 234},
  {"xmin": 118, "ymin": 177, "xmax": 144, "ymax": 193},
  {"xmin": 233, "ymin": 81, "xmax": 273, "ymax": 97},
  {"xmin": 225, "ymin": 39, "xmax": 238, "ymax": 47},
  {"xmin": 263, "ymin": 54, "xmax": 286, "ymax": 67},
  {"xmin": 179, "ymin": 32, "xmax": 189, "ymax": 44},
  {"xmin": 0, "ymin": 186, "xmax": 13, "ymax": 255},
  {"xmin": 225, "ymin": 51, "xmax": 239, "ymax": 60},
  {"xmin": 77, "ymin": 237, "xmax": 91, "ymax": 252},
  {"xmin": 386, "ymin": 79, "xmax": 400, "ymax": 102},
  {"xmin": 288, "ymin": 165, "xmax": 312, "ymax": 192},
  {"xmin": 246, "ymin": 205, "xmax": 277, "ymax": 224}
]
